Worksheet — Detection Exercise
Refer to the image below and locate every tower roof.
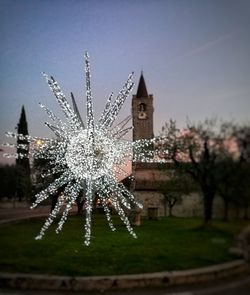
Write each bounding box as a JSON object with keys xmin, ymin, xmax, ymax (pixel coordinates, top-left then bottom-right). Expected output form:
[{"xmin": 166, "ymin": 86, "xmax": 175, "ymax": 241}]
[
  {"xmin": 136, "ymin": 72, "xmax": 148, "ymax": 98},
  {"xmin": 17, "ymin": 105, "xmax": 28, "ymax": 135}
]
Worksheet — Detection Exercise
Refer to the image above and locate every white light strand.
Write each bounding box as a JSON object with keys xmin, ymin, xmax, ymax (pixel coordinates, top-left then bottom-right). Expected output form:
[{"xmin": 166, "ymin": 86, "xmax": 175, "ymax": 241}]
[
  {"xmin": 98, "ymin": 92, "xmax": 113, "ymax": 126},
  {"xmin": 35, "ymin": 195, "xmax": 64, "ymax": 240},
  {"xmin": 43, "ymin": 73, "xmax": 82, "ymax": 132},
  {"xmin": 101, "ymin": 197, "xmax": 116, "ymax": 232},
  {"xmin": 56, "ymin": 181, "xmax": 82, "ymax": 233},
  {"xmin": 112, "ymin": 196, "xmax": 137, "ymax": 239},
  {"xmin": 31, "ymin": 171, "xmax": 73, "ymax": 209},
  {"xmin": 100, "ymin": 73, "xmax": 134, "ymax": 128},
  {"xmin": 84, "ymin": 179, "xmax": 93, "ymax": 246}
]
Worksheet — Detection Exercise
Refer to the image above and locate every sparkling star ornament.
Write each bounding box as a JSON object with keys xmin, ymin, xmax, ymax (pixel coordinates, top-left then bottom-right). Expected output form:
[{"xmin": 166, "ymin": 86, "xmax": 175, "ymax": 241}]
[{"xmin": 4, "ymin": 52, "xmax": 164, "ymax": 245}]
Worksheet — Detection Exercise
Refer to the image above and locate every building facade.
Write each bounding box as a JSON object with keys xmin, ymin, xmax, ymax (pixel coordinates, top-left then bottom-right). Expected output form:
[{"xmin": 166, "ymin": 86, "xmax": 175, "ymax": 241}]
[{"xmin": 131, "ymin": 73, "xmax": 165, "ymax": 218}]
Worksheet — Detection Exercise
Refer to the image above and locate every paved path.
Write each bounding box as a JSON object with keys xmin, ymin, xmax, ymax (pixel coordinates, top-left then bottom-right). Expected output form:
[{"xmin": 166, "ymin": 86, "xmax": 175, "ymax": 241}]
[
  {"xmin": 0, "ymin": 206, "xmax": 51, "ymax": 224},
  {"xmin": 0, "ymin": 205, "xmax": 78, "ymax": 224},
  {"xmin": 1, "ymin": 274, "xmax": 250, "ymax": 295}
]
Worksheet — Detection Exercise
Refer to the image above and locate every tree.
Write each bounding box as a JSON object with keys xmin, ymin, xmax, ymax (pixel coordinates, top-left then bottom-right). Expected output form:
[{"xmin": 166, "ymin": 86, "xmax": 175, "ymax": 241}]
[
  {"xmin": 160, "ymin": 119, "xmax": 227, "ymax": 223},
  {"xmin": 235, "ymin": 125, "xmax": 250, "ymax": 163},
  {"xmin": 216, "ymin": 158, "xmax": 239, "ymax": 221},
  {"xmin": 218, "ymin": 123, "xmax": 250, "ymax": 220},
  {"xmin": 0, "ymin": 164, "xmax": 17, "ymax": 199},
  {"xmin": 236, "ymin": 162, "xmax": 250, "ymax": 219},
  {"xmin": 158, "ymin": 168, "xmax": 195, "ymax": 216},
  {"xmin": 212, "ymin": 122, "xmax": 239, "ymax": 221},
  {"xmin": 16, "ymin": 106, "xmax": 32, "ymax": 201}
]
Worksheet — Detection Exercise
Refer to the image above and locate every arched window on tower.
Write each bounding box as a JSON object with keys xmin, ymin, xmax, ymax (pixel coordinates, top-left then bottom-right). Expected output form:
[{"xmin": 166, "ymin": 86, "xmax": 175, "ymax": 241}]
[
  {"xmin": 138, "ymin": 103, "xmax": 147, "ymax": 119},
  {"xmin": 138, "ymin": 103, "xmax": 146, "ymax": 112}
]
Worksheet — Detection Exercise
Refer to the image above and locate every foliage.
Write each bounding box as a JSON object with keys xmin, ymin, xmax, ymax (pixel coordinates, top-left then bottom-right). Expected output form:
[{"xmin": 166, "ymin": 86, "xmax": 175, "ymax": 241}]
[
  {"xmin": 235, "ymin": 163, "xmax": 250, "ymax": 219},
  {"xmin": 215, "ymin": 158, "xmax": 239, "ymax": 220},
  {"xmin": 16, "ymin": 164, "xmax": 32, "ymax": 201},
  {"xmin": 158, "ymin": 169, "xmax": 196, "ymax": 216},
  {"xmin": 234, "ymin": 124, "xmax": 250, "ymax": 162},
  {"xmin": 160, "ymin": 119, "xmax": 223, "ymax": 223},
  {"xmin": 0, "ymin": 163, "xmax": 32, "ymax": 201},
  {"xmin": 16, "ymin": 106, "xmax": 32, "ymax": 201},
  {"xmin": 32, "ymin": 157, "xmax": 55, "ymax": 193},
  {"xmin": 0, "ymin": 164, "xmax": 17, "ymax": 199},
  {"xmin": 215, "ymin": 122, "xmax": 250, "ymax": 220}
]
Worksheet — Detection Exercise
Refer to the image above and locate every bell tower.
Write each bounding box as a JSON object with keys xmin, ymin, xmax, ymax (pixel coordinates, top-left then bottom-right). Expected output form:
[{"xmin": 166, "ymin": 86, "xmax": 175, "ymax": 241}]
[
  {"xmin": 130, "ymin": 73, "xmax": 165, "ymax": 219},
  {"xmin": 132, "ymin": 72, "xmax": 154, "ymax": 141}
]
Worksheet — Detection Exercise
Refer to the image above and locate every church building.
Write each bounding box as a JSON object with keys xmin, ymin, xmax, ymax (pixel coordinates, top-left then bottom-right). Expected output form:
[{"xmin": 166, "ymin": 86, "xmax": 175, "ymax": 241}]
[{"xmin": 129, "ymin": 73, "xmax": 166, "ymax": 218}]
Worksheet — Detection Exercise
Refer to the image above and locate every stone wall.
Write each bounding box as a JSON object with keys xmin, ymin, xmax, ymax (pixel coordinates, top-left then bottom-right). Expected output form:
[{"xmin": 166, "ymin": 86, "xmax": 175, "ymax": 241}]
[
  {"xmin": 134, "ymin": 191, "xmax": 165, "ymax": 217},
  {"xmin": 134, "ymin": 191, "xmax": 250, "ymax": 219}
]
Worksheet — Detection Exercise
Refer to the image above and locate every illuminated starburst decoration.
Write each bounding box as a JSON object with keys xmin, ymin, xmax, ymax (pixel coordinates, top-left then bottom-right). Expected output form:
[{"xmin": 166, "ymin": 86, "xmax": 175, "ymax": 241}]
[{"xmin": 4, "ymin": 52, "xmax": 164, "ymax": 246}]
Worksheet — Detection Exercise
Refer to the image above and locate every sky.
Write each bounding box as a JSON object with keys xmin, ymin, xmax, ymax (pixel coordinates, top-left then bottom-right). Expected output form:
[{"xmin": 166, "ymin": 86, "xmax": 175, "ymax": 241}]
[{"xmin": 1, "ymin": 0, "xmax": 250, "ymax": 165}]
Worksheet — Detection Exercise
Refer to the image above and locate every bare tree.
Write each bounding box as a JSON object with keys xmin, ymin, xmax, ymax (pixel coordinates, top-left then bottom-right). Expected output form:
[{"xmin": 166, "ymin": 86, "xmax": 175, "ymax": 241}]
[
  {"xmin": 217, "ymin": 123, "xmax": 250, "ymax": 220},
  {"xmin": 160, "ymin": 119, "xmax": 225, "ymax": 223},
  {"xmin": 158, "ymin": 169, "xmax": 195, "ymax": 216}
]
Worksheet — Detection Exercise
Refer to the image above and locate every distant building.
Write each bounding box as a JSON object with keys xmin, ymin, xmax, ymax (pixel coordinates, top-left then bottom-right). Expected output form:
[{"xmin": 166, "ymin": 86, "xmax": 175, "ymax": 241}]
[{"xmin": 129, "ymin": 73, "xmax": 166, "ymax": 218}]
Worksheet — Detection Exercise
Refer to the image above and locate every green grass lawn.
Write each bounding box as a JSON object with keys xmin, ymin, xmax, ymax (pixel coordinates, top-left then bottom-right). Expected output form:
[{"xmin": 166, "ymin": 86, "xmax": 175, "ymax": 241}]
[{"xmin": 0, "ymin": 214, "xmax": 248, "ymax": 276}]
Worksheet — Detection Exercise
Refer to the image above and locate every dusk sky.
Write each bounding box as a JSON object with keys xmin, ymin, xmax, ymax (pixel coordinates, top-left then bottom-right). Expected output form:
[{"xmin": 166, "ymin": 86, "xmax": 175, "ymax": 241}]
[{"xmin": 1, "ymin": 0, "xmax": 250, "ymax": 164}]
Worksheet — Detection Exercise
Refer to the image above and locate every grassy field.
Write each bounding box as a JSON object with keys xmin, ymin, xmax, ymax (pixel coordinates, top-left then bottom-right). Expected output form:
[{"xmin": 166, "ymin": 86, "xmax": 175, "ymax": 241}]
[{"xmin": 0, "ymin": 214, "xmax": 248, "ymax": 276}]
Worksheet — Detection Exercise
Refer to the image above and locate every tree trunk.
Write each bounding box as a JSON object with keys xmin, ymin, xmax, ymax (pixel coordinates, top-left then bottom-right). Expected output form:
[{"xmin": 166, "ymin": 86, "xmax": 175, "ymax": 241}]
[
  {"xmin": 51, "ymin": 194, "xmax": 58, "ymax": 212},
  {"xmin": 203, "ymin": 192, "xmax": 214, "ymax": 223},
  {"xmin": 223, "ymin": 199, "xmax": 229, "ymax": 222},
  {"xmin": 169, "ymin": 205, "xmax": 173, "ymax": 217},
  {"xmin": 164, "ymin": 201, "xmax": 167, "ymax": 217},
  {"xmin": 235, "ymin": 206, "xmax": 240, "ymax": 219},
  {"xmin": 76, "ymin": 199, "xmax": 84, "ymax": 214},
  {"xmin": 244, "ymin": 205, "xmax": 249, "ymax": 220}
]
